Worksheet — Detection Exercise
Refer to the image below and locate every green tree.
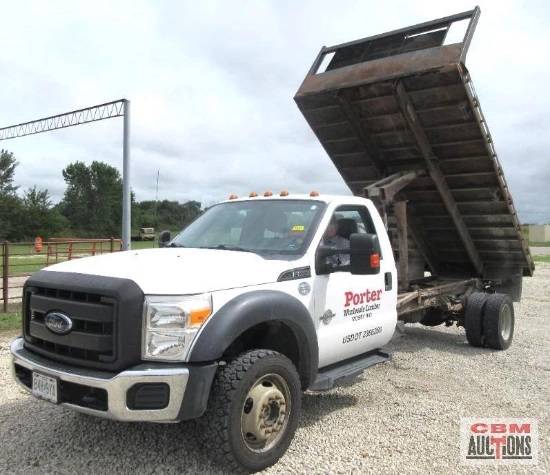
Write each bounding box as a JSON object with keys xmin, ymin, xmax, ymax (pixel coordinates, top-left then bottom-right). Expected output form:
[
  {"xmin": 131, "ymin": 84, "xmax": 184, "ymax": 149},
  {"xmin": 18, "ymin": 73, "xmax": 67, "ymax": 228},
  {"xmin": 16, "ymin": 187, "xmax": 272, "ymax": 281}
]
[
  {"xmin": 60, "ymin": 161, "xmax": 91, "ymax": 233},
  {"xmin": 135, "ymin": 199, "xmax": 202, "ymax": 232},
  {"xmin": 60, "ymin": 161, "xmax": 123, "ymax": 237},
  {"xmin": 21, "ymin": 186, "xmax": 67, "ymax": 239},
  {"xmin": 0, "ymin": 149, "xmax": 18, "ymax": 195},
  {"xmin": 0, "ymin": 194, "xmax": 23, "ymax": 240},
  {"xmin": 0, "ymin": 149, "xmax": 22, "ymax": 240}
]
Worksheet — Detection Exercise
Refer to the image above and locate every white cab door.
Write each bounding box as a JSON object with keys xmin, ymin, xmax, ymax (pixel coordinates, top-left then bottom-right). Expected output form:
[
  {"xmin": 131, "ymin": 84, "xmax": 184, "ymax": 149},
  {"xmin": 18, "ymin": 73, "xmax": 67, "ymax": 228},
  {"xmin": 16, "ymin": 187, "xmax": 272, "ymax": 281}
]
[{"xmin": 314, "ymin": 205, "xmax": 396, "ymax": 368}]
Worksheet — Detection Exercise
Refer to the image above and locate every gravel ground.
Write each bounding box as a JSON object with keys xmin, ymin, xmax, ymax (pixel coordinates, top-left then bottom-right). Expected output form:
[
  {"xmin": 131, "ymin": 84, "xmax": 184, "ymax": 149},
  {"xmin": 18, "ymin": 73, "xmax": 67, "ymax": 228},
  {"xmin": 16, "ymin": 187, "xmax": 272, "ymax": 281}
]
[{"xmin": 1, "ymin": 266, "xmax": 548, "ymax": 474}]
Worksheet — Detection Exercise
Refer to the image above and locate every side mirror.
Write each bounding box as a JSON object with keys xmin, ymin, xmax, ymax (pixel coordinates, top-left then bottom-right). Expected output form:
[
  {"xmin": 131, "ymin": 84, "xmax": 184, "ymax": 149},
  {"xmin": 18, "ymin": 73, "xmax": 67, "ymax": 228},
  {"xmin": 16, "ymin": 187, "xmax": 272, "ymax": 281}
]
[
  {"xmin": 158, "ymin": 230, "xmax": 171, "ymax": 248},
  {"xmin": 350, "ymin": 233, "xmax": 381, "ymax": 275},
  {"xmin": 315, "ymin": 245, "xmax": 342, "ymax": 274}
]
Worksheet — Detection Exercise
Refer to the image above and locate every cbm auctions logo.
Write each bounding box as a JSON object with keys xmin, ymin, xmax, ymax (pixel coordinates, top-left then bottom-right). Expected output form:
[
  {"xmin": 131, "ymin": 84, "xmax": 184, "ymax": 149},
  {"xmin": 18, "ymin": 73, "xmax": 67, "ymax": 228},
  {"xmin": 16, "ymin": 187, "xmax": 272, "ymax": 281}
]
[{"xmin": 460, "ymin": 418, "xmax": 538, "ymax": 465}]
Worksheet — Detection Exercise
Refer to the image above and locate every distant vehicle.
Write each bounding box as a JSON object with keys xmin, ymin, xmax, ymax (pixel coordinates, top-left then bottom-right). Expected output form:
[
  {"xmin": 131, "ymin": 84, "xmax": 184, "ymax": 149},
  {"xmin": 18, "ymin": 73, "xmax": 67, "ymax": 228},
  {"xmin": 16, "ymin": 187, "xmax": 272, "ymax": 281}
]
[{"xmin": 138, "ymin": 227, "xmax": 155, "ymax": 241}]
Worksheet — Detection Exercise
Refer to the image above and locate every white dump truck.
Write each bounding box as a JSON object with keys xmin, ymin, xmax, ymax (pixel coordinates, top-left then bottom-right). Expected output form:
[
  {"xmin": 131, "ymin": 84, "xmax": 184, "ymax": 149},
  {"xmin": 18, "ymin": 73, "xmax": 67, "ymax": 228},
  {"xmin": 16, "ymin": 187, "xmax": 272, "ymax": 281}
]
[{"xmin": 10, "ymin": 7, "xmax": 533, "ymax": 473}]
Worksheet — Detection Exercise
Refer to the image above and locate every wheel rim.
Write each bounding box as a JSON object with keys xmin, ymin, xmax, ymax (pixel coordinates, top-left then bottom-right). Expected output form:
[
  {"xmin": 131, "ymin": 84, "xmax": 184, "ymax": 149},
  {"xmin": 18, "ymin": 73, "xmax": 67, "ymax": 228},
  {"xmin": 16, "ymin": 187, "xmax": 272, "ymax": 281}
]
[
  {"xmin": 241, "ymin": 373, "xmax": 291, "ymax": 453},
  {"xmin": 500, "ymin": 304, "xmax": 512, "ymax": 341}
]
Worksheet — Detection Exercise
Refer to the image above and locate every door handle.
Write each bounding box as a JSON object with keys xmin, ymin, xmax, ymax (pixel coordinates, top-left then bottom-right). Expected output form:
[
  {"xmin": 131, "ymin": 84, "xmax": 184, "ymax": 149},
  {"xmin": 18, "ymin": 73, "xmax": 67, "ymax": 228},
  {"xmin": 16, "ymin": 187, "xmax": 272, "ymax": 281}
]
[{"xmin": 384, "ymin": 272, "xmax": 392, "ymax": 291}]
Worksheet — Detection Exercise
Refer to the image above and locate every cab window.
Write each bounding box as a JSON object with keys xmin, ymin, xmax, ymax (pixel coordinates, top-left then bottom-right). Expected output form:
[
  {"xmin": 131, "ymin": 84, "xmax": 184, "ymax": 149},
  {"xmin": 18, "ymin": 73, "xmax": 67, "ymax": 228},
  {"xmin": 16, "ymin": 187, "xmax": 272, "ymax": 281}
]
[
  {"xmin": 318, "ymin": 205, "xmax": 378, "ymax": 271},
  {"xmin": 170, "ymin": 199, "xmax": 326, "ymax": 256}
]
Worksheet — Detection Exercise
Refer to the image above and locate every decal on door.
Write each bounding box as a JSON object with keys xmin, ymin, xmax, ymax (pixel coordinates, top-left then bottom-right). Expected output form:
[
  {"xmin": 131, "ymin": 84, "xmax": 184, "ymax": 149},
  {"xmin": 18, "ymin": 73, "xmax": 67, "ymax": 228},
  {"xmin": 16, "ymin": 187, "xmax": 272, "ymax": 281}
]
[
  {"xmin": 342, "ymin": 326, "xmax": 383, "ymax": 344},
  {"xmin": 343, "ymin": 289, "xmax": 383, "ymax": 322}
]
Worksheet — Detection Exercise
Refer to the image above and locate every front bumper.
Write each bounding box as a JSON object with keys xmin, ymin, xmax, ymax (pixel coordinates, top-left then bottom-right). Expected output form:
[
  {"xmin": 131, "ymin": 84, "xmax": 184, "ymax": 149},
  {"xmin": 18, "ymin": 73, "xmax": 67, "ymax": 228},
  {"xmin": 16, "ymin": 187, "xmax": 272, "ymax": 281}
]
[{"xmin": 10, "ymin": 337, "xmax": 216, "ymax": 423}]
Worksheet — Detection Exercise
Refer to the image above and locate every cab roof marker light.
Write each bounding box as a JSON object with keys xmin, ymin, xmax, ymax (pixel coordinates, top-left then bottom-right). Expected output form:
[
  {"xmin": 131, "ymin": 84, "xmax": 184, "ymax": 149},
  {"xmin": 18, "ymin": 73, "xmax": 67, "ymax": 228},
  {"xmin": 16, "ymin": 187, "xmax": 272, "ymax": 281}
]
[
  {"xmin": 228, "ymin": 194, "xmax": 238, "ymax": 200},
  {"xmin": 310, "ymin": 190, "xmax": 320, "ymax": 197},
  {"xmin": 249, "ymin": 192, "xmax": 258, "ymax": 198},
  {"xmin": 280, "ymin": 190, "xmax": 289, "ymax": 197},
  {"xmin": 264, "ymin": 191, "xmax": 273, "ymax": 197}
]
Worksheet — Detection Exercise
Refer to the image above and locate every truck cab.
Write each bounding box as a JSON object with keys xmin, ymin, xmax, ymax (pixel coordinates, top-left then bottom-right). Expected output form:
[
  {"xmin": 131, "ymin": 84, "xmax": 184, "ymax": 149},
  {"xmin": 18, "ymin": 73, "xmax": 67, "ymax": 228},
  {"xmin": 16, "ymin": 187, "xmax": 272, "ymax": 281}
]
[{"xmin": 11, "ymin": 193, "xmax": 397, "ymax": 472}]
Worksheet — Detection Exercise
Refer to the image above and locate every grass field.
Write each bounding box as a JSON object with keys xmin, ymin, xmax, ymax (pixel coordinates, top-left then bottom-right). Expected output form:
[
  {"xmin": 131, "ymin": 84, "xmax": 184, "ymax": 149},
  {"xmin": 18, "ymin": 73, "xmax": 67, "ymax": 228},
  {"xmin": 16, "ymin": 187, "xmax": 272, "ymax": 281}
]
[
  {"xmin": 0, "ymin": 242, "xmax": 158, "ymax": 329},
  {"xmin": 0, "ymin": 242, "xmax": 159, "ymax": 330},
  {"xmin": 0, "ymin": 310, "xmax": 21, "ymax": 332},
  {"xmin": 533, "ymin": 255, "xmax": 550, "ymax": 263},
  {"xmin": 129, "ymin": 240, "xmax": 157, "ymax": 250},
  {"xmin": 3, "ymin": 255, "xmax": 46, "ymax": 275},
  {"xmin": 1, "ymin": 240, "xmax": 157, "ymax": 276}
]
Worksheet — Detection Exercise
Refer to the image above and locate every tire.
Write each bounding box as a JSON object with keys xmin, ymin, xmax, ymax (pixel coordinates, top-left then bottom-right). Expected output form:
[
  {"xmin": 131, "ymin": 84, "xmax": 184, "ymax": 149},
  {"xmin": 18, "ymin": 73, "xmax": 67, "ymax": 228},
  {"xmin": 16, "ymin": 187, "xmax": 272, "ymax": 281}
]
[
  {"xmin": 465, "ymin": 292, "xmax": 488, "ymax": 347},
  {"xmin": 483, "ymin": 293, "xmax": 514, "ymax": 350},
  {"xmin": 200, "ymin": 349, "xmax": 301, "ymax": 473}
]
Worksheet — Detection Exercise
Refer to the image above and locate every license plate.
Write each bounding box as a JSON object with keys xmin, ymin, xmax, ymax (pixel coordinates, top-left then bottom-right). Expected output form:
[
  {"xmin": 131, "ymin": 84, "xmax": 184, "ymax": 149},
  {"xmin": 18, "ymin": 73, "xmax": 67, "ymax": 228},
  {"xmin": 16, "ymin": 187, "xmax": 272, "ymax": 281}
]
[{"xmin": 32, "ymin": 372, "xmax": 59, "ymax": 404}]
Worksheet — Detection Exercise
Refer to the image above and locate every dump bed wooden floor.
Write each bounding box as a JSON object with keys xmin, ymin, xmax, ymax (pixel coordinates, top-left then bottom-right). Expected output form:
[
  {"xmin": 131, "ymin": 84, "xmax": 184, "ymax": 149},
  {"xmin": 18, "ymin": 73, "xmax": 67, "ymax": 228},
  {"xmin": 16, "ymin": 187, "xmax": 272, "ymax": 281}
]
[{"xmin": 295, "ymin": 7, "xmax": 534, "ymax": 283}]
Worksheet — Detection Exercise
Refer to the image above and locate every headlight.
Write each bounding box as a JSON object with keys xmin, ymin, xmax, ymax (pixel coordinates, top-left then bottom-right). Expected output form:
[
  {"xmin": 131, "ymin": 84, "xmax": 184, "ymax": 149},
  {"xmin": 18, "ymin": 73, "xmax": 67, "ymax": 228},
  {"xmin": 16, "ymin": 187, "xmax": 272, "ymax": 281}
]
[{"xmin": 142, "ymin": 294, "xmax": 212, "ymax": 362}]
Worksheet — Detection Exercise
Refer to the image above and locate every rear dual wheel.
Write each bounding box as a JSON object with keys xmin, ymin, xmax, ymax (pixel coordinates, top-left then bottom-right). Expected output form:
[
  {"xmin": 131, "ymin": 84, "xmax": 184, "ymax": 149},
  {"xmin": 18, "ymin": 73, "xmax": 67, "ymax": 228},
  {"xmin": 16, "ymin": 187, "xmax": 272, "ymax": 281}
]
[
  {"xmin": 484, "ymin": 293, "xmax": 514, "ymax": 350},
  {"xmin": 465, "ymin": 293, "xmax": 487, "ymax": 347},
  {"xmin": 465, "ymin": 292, "xmax": 514, "ymax": 350}
]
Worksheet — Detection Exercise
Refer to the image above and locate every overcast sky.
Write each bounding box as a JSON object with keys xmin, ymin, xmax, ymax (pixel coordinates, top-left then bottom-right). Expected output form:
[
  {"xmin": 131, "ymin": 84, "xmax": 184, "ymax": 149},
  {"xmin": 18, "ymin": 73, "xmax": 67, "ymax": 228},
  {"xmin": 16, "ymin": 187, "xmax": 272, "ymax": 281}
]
[{"xmin": 1, "ymin": 0, "xmax": 549, "ymax": 223}]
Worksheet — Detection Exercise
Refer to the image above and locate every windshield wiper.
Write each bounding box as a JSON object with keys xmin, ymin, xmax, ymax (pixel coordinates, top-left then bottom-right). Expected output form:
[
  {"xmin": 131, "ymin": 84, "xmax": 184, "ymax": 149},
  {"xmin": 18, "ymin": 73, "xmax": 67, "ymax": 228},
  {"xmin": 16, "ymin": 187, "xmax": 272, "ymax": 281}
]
[
  {"xmin": 168, "ymin": 242, "xmax": 185, "ymax": 248},
  {"xmin": 200, "ymin": 245, "xmax": 255, "ymax": 253}
]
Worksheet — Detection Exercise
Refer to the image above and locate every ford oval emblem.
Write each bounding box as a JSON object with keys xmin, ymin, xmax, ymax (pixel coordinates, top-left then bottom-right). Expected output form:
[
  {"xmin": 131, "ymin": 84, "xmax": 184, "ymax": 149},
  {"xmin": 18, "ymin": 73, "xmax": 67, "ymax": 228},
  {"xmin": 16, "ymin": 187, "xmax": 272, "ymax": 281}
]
[{"xmin": 44, "ymin": 311, "xmax": 73, "ymax": 335}]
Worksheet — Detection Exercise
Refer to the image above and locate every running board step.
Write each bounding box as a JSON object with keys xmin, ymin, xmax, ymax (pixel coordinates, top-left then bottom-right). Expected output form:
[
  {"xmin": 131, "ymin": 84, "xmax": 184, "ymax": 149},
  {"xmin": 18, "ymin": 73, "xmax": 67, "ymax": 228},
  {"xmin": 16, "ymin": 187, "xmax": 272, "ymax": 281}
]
[{"xmin": 309, "ymin": 349, "xmax": 390, "ymax": 391}]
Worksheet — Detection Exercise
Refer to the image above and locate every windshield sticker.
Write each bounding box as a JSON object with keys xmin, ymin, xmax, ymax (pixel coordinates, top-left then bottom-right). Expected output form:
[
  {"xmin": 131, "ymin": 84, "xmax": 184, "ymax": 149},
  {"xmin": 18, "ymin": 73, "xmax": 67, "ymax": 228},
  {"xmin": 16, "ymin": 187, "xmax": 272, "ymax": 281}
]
[{"xmin": 291, "ymin": 225, "xmax": 305, "ymax": 233}]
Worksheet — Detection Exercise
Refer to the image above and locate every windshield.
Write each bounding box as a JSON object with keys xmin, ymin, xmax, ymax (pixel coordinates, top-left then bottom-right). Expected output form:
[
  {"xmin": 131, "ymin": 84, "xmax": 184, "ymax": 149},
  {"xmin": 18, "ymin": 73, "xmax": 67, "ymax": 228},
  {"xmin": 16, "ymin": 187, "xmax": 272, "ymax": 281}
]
[{"xmin": 170, "ymin": 199, "xmax": 326, "ymax": 255}]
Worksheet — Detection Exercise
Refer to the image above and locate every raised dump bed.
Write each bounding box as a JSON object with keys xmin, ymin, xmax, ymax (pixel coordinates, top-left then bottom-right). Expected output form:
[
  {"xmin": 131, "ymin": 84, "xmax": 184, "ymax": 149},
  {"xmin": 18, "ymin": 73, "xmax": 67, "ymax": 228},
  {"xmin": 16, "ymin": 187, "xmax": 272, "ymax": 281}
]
[{"xmin": 295, "ymin": 7, "xmax": 534, "ymax": 294}]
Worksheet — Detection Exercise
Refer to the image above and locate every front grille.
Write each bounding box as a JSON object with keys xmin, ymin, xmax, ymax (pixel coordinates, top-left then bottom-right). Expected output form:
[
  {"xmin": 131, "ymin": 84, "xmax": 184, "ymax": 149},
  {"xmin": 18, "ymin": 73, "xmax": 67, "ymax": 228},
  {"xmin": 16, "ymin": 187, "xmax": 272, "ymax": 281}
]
[
  {"xmin": 23, "ymin": 270, "xmax": 144, "ymax": 372},
  {"xmin": 24, "ymin": 286, "xmax": 117, "ymax": 364}
]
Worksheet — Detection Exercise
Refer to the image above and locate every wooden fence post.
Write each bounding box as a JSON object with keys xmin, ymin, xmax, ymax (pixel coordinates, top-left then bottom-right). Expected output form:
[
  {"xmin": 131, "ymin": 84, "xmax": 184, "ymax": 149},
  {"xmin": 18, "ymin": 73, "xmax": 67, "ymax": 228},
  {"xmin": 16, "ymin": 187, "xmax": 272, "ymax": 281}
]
[
  {"xmin": 68, "ymin": 242, "xmax": 73, "ymax": 261},
  {"xmin": 2, "ymin": 242, "xmax": 9, "ymax": 312},
  {"xmin": 110, "ymin": 237, "xmax": 114, "ymax": 253}
]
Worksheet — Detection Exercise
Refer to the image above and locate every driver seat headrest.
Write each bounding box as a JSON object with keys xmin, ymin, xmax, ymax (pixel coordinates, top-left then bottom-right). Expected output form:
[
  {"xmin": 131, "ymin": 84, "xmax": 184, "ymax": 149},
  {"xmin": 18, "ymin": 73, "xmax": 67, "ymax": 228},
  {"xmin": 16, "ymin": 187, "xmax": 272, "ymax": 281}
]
[{"xmin": 336, "ymin": 218, "xmax": 358, "ymax": 239}]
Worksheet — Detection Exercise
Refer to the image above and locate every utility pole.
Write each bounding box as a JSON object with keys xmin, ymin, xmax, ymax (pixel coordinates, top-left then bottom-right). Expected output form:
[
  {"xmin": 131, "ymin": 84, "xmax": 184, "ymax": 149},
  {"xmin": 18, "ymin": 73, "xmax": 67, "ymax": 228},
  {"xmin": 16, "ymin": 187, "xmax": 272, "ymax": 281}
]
[
  {"xmin": 122, "ymin": 99, "xmax": 131, "ymax": 250},
  {"xmin": 154, "ymin": 169, "xmax": 160, "ymax": 229}
]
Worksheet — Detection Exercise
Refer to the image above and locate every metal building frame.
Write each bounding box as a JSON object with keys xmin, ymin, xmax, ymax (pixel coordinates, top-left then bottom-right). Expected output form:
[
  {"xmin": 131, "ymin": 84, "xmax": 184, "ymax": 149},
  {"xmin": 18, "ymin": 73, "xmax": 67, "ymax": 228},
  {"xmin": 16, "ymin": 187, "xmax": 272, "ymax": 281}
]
[{"xmin": 0, "ymin": 99, "xmax": 132, "ymax": 250}]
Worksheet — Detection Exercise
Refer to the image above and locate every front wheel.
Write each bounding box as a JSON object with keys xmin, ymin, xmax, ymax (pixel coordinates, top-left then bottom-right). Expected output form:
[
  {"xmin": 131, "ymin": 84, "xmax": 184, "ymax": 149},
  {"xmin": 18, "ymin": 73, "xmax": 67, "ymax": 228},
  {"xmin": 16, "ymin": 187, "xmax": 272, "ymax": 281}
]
[{"xmin": 201, "ymin": 349, "xmax": 301, "ymax": 473}]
